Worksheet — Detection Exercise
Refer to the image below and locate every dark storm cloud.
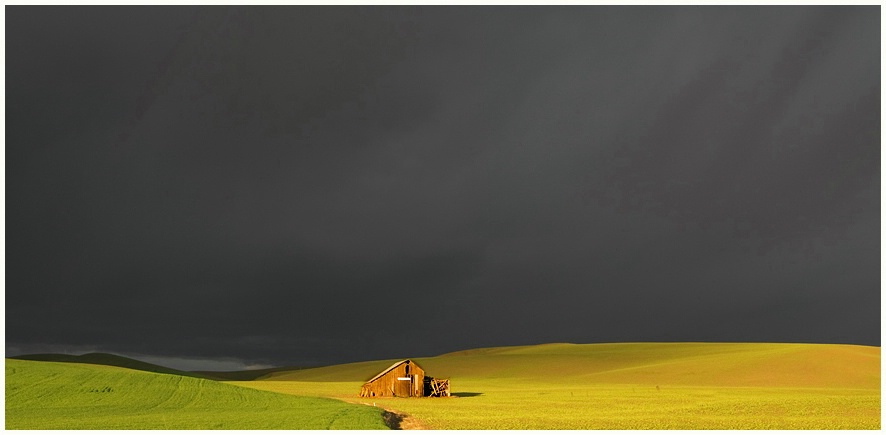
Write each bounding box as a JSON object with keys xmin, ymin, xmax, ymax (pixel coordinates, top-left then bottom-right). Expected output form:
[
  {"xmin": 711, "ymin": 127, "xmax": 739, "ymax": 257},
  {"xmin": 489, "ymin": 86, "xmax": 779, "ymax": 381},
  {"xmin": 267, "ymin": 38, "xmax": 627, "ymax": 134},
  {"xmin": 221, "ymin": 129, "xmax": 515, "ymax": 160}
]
[{"xmin": 6, "ymin": 6, "xmax": 879, "ymax": 369}]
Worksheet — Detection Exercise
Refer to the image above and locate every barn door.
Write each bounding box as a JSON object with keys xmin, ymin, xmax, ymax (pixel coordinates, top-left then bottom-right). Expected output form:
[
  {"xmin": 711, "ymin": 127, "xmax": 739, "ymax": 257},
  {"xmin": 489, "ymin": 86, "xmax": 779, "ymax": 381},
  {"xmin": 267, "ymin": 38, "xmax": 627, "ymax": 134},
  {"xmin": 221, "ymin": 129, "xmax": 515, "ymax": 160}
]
[
  {"xmin": 404, "ymin": 362, "xmax": 414, "ymax": 397},
  {"xmin": 396, "ymin": 363, "xmax": 413, "ymax": 397}
]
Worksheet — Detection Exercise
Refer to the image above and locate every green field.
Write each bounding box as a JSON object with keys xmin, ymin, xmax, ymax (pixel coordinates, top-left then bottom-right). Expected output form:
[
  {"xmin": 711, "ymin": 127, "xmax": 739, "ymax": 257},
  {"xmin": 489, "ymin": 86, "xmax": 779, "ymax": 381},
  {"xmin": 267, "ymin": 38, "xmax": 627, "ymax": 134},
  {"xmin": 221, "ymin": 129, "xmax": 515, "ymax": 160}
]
[
  {"xmin": 5, "ymin": 359, "xmax": 388, "ymax": 429},
  {"xmin": 6, "ymin": 342, "xmax": 880, "ymax": 429},
  {"xmin": 232, "ymin": 342, "xmax": 881, "ymax": 430}
]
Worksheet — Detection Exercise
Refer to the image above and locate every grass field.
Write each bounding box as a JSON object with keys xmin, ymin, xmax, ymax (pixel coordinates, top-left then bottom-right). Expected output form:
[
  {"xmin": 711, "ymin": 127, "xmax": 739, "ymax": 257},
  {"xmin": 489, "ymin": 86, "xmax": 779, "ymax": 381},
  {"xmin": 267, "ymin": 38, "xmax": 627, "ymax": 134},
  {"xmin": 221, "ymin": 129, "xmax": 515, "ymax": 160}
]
[
  {"xmin": 5, "ymin": 359, "xmax": 388, "ymax": 429},
  {"xmin": 231, "ymin": 342, "xmax": 881, "ymax": 430}
]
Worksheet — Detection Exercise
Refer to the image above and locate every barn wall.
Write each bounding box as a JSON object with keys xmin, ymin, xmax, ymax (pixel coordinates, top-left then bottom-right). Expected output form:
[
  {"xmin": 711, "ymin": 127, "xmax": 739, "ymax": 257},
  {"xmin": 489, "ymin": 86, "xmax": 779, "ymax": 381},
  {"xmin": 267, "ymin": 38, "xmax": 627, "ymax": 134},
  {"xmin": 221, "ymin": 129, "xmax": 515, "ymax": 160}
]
[{"xmin": 361, "ymin": 360, "xmax": 426, "ymax": 398}]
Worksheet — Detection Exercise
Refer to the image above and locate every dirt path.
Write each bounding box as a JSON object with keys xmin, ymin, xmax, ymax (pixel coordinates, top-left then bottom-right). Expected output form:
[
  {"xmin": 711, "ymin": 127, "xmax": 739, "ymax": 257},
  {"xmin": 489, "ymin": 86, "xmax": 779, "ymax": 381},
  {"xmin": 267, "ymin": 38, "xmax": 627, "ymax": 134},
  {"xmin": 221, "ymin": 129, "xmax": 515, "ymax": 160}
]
[
  {"xmin": 381, "ymin": 409, "xmax": 429, "ymax": 430},
  {"xmin": 357, "ymin": 402, "xmax": 430, "ymax": 430}
]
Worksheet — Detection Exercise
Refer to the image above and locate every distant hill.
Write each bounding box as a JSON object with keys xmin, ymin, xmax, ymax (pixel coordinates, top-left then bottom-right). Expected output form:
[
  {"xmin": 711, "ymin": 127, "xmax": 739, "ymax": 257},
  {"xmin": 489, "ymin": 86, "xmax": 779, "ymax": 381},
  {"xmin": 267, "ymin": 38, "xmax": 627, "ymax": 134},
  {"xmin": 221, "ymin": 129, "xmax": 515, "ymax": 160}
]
[
  {"xmin": 8, "ymin": 353, "xmax": 210, "ymax": 379},
  {"xmin": 8, "ymin": 352, "xmax": 319, "ymax": 382},
  {"xmin": 256, "ymin": 342, "xmax": 880, "ymax": 389},
  {"xmin": 192, "ymin": 365, "xmax": 314, "ymax": 381}
]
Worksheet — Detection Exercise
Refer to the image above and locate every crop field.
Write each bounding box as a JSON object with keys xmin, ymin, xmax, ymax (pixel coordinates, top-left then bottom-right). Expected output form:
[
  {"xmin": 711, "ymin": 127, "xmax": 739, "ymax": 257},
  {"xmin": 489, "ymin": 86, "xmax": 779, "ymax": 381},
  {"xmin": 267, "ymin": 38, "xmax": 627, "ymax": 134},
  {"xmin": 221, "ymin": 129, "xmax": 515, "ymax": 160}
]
[
  {"xmin": 232, "ymin": 343, "xmax": 881, "ymax": 430},
  {"xmin": 5, "ymin": 359, "xmax": 388, "ymax": 430}
]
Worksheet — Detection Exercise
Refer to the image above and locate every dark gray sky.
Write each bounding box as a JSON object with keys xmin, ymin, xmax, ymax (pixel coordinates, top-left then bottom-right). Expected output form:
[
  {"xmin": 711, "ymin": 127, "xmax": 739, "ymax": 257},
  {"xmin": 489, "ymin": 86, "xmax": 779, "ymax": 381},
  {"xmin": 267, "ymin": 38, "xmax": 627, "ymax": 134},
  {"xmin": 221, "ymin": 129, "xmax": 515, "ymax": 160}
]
[{"xmin": 6, "ymin": 6, "xmax": 880, "ymax": 370}]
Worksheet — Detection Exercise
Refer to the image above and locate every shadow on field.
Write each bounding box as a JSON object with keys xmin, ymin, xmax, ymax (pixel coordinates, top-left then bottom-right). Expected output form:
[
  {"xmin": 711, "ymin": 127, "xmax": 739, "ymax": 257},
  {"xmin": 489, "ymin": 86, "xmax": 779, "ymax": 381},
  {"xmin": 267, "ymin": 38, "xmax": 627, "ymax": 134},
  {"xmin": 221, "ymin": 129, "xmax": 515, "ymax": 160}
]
[
  {"xmin": 452, "ymin": 392, "xmax": 483, "ymax": 397},
  {"xmin": 382, "ymin": 411, "xmax": 404, "ymax": 429}
]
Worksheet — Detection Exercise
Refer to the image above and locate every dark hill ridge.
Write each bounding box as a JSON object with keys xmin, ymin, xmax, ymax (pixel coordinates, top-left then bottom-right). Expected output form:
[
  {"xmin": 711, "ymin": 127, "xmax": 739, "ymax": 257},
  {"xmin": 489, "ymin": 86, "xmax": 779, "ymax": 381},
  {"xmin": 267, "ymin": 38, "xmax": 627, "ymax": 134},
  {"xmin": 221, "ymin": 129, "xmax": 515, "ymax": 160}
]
[
  {"xmin": 7, "ymin": 352, "xmax": 308, "ymax": 381},
  {"xmin": 192, "ymin": 365, "xmax": 312, "ymax": 381},
  {"xmin": 8, "ymin": 352, "xmax": 215, "ymax": 379}
]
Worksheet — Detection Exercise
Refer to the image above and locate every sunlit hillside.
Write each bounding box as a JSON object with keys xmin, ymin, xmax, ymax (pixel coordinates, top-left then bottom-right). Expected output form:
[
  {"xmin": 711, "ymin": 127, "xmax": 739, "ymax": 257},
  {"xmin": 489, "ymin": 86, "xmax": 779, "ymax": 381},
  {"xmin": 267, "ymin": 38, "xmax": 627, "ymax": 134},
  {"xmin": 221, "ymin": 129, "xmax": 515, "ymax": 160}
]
[
  {"xmin": 234, "ymin": 342, "xmax": 880, "ymax": 429},
  {"xmin": 5, "ymin": 359, "xmax": 388, "ymax": 430}
]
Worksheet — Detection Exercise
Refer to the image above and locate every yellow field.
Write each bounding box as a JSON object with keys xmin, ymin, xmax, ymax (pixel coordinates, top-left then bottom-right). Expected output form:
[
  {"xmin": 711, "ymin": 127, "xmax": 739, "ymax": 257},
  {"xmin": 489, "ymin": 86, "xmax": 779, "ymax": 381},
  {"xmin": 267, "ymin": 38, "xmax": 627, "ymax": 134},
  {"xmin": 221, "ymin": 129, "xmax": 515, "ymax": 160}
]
[{"xmin": 231, "ymin": 342, "xmax": 880, "ymax": 429}]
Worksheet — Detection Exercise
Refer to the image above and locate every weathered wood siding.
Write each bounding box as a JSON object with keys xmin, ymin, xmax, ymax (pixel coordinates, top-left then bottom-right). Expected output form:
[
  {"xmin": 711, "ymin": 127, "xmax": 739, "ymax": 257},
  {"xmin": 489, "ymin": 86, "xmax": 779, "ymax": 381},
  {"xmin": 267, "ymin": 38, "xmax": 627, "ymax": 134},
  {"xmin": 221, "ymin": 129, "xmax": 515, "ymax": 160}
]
[{"xmin": 360, "ymin": 360, "xmax": 425, "ymax": 398}]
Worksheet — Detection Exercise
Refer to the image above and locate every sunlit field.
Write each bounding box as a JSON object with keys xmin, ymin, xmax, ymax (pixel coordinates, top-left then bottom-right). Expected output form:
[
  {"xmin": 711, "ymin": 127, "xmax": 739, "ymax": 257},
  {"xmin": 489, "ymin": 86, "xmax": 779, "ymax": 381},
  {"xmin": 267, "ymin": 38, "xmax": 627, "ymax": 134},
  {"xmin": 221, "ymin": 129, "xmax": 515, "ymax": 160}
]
[
  {"xmin": 5, "ymin": 359, "xmax": 388, "ymax": 430},
  {"xmin": 6, "ymin": 343, "xmax": 878, "ymax": 429},
  {"xmin": 232, "ymin": 342, "xmax": 880, "ymax": 430}
]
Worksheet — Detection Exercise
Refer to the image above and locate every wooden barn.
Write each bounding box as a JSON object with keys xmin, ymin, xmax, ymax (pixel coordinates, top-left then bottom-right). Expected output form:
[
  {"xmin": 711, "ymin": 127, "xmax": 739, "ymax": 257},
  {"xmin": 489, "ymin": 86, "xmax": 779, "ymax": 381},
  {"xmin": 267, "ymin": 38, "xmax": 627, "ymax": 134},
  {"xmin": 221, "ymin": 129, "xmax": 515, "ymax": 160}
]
[{"xmin": 359, "ymin": 359, "xmax": 450, "ymax": 398}]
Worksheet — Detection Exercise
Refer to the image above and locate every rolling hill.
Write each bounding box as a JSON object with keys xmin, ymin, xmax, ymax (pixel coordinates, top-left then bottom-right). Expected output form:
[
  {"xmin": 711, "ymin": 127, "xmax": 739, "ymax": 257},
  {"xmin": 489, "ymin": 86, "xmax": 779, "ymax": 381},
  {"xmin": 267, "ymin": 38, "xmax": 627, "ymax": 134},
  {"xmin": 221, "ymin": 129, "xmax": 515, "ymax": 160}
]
[
  {"xmin": 192, "ymin": 365, "xmax": 313, "ymax": 381},
  {"xmin": 8, "ymin": 352, "xmax": 316, "ymax": 382},
  {"xmin": 254, "ymin": 342, "xmax": 880, "ymax": 389},
  {"xmin": 231, "ymin": 342, "xmax": 880, "ymax": 429},
  {"xmin": 9, "ymin": 352, "xmax": 207, "ymax": 379},
  {"xmin": 5, "ymin": 358, "xmax": 389, "ymax": 429}
]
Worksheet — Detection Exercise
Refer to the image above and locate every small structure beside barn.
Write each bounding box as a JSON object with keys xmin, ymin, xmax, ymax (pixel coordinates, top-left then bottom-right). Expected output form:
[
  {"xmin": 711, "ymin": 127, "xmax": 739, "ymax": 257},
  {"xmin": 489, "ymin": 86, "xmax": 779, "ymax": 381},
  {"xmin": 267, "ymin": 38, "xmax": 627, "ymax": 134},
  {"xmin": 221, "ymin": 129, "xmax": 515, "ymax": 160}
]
[{"xmin": 359, "ymin": 359, "xmax": 450, "ymax": 398}]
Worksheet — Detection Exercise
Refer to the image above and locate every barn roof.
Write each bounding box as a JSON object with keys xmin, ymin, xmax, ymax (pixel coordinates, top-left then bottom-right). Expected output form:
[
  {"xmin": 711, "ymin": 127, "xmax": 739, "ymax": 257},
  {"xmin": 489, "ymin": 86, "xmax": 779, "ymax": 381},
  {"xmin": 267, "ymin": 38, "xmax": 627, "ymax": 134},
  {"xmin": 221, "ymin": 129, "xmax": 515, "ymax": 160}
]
[{"xmin": 364, "ymin": 359, "xmax": 423, "ymax": 384}]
